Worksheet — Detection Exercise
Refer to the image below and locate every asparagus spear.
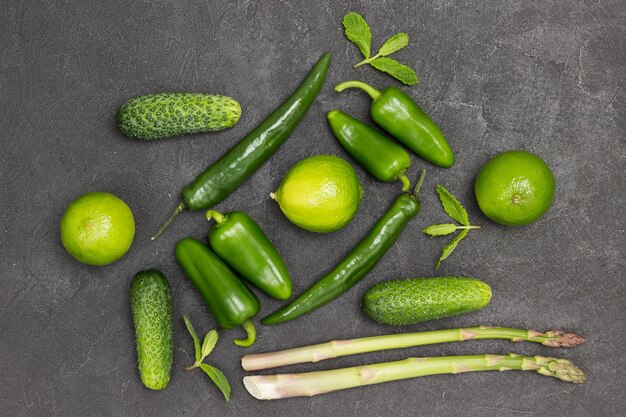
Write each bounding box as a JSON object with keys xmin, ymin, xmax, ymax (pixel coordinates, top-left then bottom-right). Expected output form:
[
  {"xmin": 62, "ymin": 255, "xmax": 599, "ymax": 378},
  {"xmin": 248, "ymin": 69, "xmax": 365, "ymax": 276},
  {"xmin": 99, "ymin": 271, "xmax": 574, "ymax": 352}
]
[
  {"xmin": 244, "ymin": 354, "xmax": 586, "ymax": 400},
  {"xmin": 241, "ymin": 326, "xmax": 584, "ymax": 371}
]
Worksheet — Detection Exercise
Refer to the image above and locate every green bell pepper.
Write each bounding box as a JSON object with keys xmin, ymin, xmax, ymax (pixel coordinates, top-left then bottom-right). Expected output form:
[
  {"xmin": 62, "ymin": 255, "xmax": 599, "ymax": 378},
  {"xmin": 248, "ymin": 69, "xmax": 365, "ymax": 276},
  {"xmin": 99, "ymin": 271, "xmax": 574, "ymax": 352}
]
[
  {"xmin": 335, "ymin": 80, "xmax": 455, "ymax": 168},
  {"xmin": 175, "ymin": 237, "xmax": 259, "ymax": 347},
  {"xmin": 206, "ymin": 210, "xmax": 292, "ymax": 300}
]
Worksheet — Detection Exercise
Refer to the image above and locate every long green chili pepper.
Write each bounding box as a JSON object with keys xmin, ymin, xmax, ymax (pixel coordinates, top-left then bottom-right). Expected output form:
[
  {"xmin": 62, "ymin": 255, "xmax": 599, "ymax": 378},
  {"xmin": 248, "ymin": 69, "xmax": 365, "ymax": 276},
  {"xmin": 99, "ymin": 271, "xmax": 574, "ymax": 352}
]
[
  {"xmin": 175, "ymin": 237, "xmax": 260, "ymax": 347},
  {"xmin": 152, "ymin": 52, "xmax": 332, "ymax": 240},
  {"xmin": 335, "ymin": 80, "xmax": 454, "ymax": 168},
  {"xmin": 327, "ymin": 109, "xmax": 412, "ymax": 191},
  {"xmin": 206, "ymin": 210, "xmax": 292, "ymax": 300},
  {"xmin": 261, "ymin": 170, "xmax": 426, "ymax": 325}
]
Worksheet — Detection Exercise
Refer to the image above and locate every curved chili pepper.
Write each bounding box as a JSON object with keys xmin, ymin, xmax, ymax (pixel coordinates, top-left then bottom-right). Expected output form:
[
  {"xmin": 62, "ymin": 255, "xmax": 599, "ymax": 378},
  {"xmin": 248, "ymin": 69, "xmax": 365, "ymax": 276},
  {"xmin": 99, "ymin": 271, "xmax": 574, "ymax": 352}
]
[
  {"xmin": 335, "ymin": 80, "xmax": 454, "ymax": 168},
  {"xmin": 327, "ymin": 109, "xmax": 412, "ymax": 191},
  {"xmin": 152, "ymin": 52, "xmax": 332, "ymax": 239},
  {"xmin": 206, "ymin": 210, "xmax": 292, "ymax": 300},
  {"xmin": 175, "ymin": 237, "xmax": 260, "ymax": 347},
  {"xmin": 261, "ymin": 170, "xmax": 426, "ymax": 325}
]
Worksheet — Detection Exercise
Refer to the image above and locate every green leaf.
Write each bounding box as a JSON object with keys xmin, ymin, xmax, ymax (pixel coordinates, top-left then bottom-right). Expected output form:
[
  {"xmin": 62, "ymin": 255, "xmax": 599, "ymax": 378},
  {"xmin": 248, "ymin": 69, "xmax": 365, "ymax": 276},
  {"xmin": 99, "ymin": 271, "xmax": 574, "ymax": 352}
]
[
  {"xmin": 201, "ymin": 330, "xmax": 219, "ymax": 359},
  {"xmin": 436, "ymin": 185, "xmax": 469, "ymax": 226},
  {"xmin": 378, "ymin": 33, "xmax": 409, "ymax": 56},
  {"xmin": 423, "ymin": 223, "xmax": 459, "ymax": 236},
  {"xmin": 343, "ymin": 12, "xmax": 372, "ymax": 58},
  {"xmin": 183, "ymin": 316, "xmax": 202, "ymax": 363},
  {"xmin": 199, "ymin": 363, "xmax": 231, "ymax": 401},
  {"xmin": 436, "ymin": 229, "xmax": 469, "ymax": 269},
  {"xmin": 369, "ymin": 57, "xmax": 419, "ymax": 85}
]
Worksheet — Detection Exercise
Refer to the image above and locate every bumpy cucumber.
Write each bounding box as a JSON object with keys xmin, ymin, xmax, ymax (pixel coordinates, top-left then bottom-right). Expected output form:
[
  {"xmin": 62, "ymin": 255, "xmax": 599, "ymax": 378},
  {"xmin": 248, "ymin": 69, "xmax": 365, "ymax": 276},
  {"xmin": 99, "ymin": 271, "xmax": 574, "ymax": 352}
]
[
  {"xmin": 130, "ymin": 269, "xmax": 173, "ymax": 390},
  {"xmin": 116, "ymin": 93, "xmax": 241, "ymax": 140},
  {"xmin": 362, "ymin": 277, "xmax": 491, "ymax": 325}
]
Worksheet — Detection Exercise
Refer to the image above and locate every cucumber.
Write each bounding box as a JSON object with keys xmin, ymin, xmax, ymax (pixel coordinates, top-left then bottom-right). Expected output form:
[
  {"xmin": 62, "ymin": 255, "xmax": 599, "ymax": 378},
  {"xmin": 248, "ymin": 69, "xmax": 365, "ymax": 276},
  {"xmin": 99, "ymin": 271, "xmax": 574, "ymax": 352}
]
[
  {"xmin": 130, "ymin": 269, "xmax": 173, "ymax": 390},
  {"xmin": 362, "ymin": 277, "xmax": 491, "ymax": 325},
  {"xmin": 116, "ymin": 93, "xmax": 241, "ymax": 140}
]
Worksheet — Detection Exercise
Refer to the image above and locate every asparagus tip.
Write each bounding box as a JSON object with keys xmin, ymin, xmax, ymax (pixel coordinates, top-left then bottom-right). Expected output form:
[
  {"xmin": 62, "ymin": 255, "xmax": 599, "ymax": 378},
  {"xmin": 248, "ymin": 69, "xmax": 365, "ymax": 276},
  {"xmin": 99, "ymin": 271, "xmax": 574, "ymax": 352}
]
[
  {"xmin": 543, "ymin": 331, "xmax": 586, "ymax": 348},
  {"xmin": 539, "ymin": 357, "xmax": 587, "ymax": 383}
]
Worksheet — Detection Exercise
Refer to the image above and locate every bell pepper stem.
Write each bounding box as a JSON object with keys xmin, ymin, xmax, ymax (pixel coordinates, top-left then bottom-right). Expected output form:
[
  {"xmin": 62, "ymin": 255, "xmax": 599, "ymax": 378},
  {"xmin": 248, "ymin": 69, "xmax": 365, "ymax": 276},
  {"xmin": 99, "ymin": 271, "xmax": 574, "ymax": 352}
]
[
  {"xmin": 206, "ymin": 210, "xmax": 226, "ymax": 224},
  {"xmin": 234, "ymin": 319, "xmax": 257, "ymax": 347},
  {"xmin": 151, "ymin": 201, "xmax": 187, "ymax": 240},
  {"xmin": 397, "ymin": 173, "xmax": 411, "ymax": 192},
  {"xmin": 335, "ymin": 80, "xmax": 382, "ymax": 101}
]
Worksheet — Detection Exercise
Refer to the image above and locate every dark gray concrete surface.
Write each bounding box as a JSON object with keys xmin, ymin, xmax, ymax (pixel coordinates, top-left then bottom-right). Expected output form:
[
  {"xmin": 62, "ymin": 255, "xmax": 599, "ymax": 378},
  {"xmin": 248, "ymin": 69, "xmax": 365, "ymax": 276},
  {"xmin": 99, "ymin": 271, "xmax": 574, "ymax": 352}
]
[{"xmin": 1, "ymin": 1, "xmax": 624, "ymax": 416}]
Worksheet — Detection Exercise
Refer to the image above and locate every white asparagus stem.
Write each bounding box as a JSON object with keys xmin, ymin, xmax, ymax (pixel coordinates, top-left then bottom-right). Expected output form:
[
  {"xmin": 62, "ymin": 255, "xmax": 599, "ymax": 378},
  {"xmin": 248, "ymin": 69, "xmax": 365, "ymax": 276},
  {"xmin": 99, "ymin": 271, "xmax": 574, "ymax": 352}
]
[{"xmin": 243, "ymin": 354, "xmax": 586, "ymax": 400}]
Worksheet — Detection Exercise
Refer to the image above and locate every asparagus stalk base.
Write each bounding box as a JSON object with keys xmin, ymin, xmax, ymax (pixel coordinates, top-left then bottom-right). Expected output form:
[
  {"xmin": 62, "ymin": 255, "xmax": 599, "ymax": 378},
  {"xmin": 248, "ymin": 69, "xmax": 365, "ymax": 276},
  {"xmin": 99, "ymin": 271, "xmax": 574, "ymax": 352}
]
[
  {"xmin": 241, "ymin": 326, "xmax": 584, "ymax": 371},
  {"xmin": 244, "ymin": 354, "xmax": 586, "ymax": 400}
]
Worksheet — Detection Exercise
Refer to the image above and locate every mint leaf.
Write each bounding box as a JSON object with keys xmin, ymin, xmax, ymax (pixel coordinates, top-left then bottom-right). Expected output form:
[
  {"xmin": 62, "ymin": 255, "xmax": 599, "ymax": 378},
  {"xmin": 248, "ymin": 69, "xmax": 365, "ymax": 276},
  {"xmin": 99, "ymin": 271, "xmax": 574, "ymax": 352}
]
[
  {"xmin": 201, "ymin": 330, "xmax": 219, "ymax": 359},
  {"xmin": 423, "ymin": 224, "xmax": 459, "ymax": 236},
  {"xmin": 343, "ymin": 12, "xmax": 372, "ymax": 58},
  {"xmin": 436, "ymin": 185, "xmax": 469, "ymax": 226},
  {"xmin": 378, "ymin": 33, "xmax": 409, "ymax": 56},
  {"xmin": 199, "ymin": 363, "xmax": 231, "ymax": 401},
  {"xmin": 370, "ymin": 57, "xmax": 419, "ymax": 85},
  {"xmin": 436, "ymin": 229, "xmax": 469, "ymax": 269},
  {"xmin": 183, "ymin": 316, "xmax": 202, "ymax": 363}
]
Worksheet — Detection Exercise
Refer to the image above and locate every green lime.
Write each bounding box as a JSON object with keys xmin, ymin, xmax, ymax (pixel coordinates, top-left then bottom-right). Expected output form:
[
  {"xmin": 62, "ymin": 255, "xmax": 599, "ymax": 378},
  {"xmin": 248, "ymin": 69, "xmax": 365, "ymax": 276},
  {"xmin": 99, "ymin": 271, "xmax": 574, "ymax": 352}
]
[
  {"xmin": 60, "ymin": 192, "xmax": 135, "ymax": 265},
  {"xmin": 474, "ymin": 150, "xmax": 555, "ymax": 226},
  {"xmin": 272, "ymin": 155, "xmax": 363, "ymax": 233}
]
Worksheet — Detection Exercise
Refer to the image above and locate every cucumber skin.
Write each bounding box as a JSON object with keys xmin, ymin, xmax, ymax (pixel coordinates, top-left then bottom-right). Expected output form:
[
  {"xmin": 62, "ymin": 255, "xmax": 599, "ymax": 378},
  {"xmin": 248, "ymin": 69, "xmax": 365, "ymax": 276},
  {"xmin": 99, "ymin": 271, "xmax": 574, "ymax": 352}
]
[
  {"xmin": 116, "ymin": 93, "xmax": 241, "ymax": 140},
  {"xmin": 362, "ymin": 277, "xmax": 491, "ymax": 325},
  {"xmin": 130, "ymin": 269, "xmax": 173, "ymax": 390}
]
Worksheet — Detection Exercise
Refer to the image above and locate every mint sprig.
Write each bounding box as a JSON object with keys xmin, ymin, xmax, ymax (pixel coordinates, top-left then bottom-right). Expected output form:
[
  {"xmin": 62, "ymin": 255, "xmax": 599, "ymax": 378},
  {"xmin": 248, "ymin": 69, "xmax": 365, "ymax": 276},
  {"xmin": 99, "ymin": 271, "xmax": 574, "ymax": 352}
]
[
  {"xmin": 342, "ymin": 12, "xmax": 372, "ymax": 60},
  {"xmin": 369, "ymin": 57, "xmax": 419, "ymax": 85},
  {"xmin": 183, "ymin": 316, "xmax": 231, "ymax": 401},
  {"xmin": 342, "ymin": 12, "xmax": 419, "ymax": 85},
  {"xmin": 436, "ymin": 185, "xmax": 470, "ymax": 226},
  {"xmin": 423, "ymin": 185, "xmax": 480, "ymax": 269}
]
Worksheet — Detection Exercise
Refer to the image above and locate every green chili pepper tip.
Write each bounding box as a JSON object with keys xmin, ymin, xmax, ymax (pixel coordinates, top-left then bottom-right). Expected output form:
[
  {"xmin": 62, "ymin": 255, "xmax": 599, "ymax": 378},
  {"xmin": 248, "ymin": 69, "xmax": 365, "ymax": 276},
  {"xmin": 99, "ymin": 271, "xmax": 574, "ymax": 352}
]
[{"xmin": 151, "ymin": 201, "xmax": 187, "ymax": 240}]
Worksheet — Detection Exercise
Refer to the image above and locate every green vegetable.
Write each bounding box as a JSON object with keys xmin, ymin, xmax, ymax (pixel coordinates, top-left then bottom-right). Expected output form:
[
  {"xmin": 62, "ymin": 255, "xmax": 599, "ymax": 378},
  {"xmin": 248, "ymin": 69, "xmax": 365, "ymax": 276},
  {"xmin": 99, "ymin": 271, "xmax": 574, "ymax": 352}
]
[
  {"xmin": 369, "ymin": 57, "xmax": 419, "ymax": 86},
  {"xmin": 116, "ymin": 93, "xmax": 241, "ymax": 140},
  {"xmin": 183, "ymin": 316, "xmax": 231, "ymax": 401},
  {"xmin": 342, "ymin": 12, "xmax": 418, "ymax": 85},
  {"xmin": 423, "ymin": 185, "xmax": 480, "ymax": 268},
  {"xmin": 335, "ymin": 80, "xmax": 454, "ymax": 167},
  {"xmin": 342, "ymin": 12, "xmax": 372, "ymax": 60},
  {"xmin": 261, "ymin": 170, "xmax": 426, "ymax": 325},
  {"xmin": 362, "ymin": 277, "xmax": 491, "ymax": 325},
  {"xmin": 130, "ymin": 270, "xmax": 173, "ymax": 390},
  {"xmin": 437, "ymin": 183, "xmax": 469, "ymax": 225},
  {"xmin": 327, "ymin": 110, "xmax": 411, "ymax": 190},
  {"xmin": 242, "ymin": 326, "xmax": 585, "ymax": 371},
  {"xmin": 175, "ymin": 238, "xmax": 260, "ymax": 346},
  {"xmin": 206, "ymin": 210, "xmax": 292, "ymax": 300},
  {"xmin": 243, "ymin": 354, "xmax": 586, "ymax": 399},
  {"xmin": 151, "ymin": 52, "xmax": 331, "ymax": 240}
]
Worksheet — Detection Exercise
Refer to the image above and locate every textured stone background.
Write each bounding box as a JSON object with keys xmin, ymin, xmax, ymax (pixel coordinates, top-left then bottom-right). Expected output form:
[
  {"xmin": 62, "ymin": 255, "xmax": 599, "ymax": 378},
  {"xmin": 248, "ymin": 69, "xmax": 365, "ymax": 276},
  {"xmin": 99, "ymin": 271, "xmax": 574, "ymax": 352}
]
[{"xmin": 1, "ymin": 1, "xmax": 624, "ymax": 416}]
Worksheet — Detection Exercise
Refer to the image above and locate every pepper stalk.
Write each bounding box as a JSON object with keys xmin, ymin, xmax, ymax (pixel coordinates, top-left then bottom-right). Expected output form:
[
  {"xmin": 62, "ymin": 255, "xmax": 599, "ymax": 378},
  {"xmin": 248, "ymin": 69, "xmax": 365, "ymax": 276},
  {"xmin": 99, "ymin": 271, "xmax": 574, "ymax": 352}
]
[
  {"xmin": 244, "ymin": 354, "xmax": 586, "ymax": 400},
  {"xmin": 241, "ymin": 326, "xmax": 584, "ymax": 371}
]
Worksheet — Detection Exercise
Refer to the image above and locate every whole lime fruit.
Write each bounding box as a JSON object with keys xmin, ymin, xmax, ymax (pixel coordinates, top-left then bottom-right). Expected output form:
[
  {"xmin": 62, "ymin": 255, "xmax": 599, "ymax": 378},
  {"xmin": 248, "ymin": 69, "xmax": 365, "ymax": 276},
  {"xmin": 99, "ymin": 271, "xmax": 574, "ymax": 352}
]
[
  {"xmin": 60, "ymin": 192, "xmax": 135, "ymax": 265},
  {"xmin": 474, "ymin": 150, "xmax": 555, "ymax": 226},
  {"xmin": 272, "ymin": 155, "xmax": 363, "ymax": 233}
]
